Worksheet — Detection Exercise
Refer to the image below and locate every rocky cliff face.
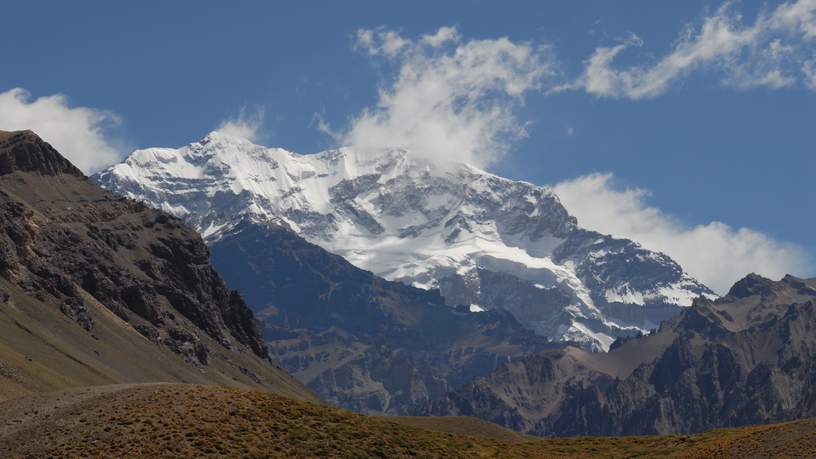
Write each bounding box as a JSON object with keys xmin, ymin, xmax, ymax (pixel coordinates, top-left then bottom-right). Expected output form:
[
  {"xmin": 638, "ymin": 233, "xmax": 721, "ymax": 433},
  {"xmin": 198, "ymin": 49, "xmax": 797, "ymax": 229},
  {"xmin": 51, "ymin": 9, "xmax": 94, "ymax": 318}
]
[
  {"xmin": 94, "ymin": 132, "xmax": 715, "ymax": 351},
  {"xmin": 0, "ymin": 130, "xmax": 313, "ymax": 401},
  {"xmin": 208, "ymin": 219, "xmax": 554, "ymax": 414},
  {"xmin": 0, "ymin": 130, "xmax": 82, "ymax": 176},
  {"xmin": 425, "ymin": 274, "xmax": 816, "ymax": 435}
]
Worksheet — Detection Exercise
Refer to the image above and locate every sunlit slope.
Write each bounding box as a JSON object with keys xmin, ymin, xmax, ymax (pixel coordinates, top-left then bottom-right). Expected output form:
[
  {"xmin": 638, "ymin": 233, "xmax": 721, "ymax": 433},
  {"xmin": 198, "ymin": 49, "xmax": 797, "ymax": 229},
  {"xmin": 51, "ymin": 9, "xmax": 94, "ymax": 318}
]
[{"xmin": 1, "ymin": 383, "xmax": 813, "ymax": 458}]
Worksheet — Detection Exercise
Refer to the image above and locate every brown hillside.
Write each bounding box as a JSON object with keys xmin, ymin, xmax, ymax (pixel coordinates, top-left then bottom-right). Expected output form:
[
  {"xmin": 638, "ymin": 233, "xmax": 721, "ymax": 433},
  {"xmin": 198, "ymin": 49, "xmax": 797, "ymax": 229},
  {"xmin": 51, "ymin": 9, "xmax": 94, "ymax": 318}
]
[
  {"xmin": 1, "ymin": 383, "xmax": 814, "ymax": 458},
  {"xmin": 0, "ymin": 129, "xmax": 313, "ymax": 402}
]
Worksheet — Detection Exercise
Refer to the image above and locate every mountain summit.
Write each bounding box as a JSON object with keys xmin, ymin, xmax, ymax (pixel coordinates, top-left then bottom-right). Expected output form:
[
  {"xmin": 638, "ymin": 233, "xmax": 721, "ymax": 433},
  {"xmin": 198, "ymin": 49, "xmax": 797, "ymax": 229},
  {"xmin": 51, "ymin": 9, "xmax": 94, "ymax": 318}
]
[{"xmin": 95, "ymin": 132, "xmax": 715, "ymax": 351}]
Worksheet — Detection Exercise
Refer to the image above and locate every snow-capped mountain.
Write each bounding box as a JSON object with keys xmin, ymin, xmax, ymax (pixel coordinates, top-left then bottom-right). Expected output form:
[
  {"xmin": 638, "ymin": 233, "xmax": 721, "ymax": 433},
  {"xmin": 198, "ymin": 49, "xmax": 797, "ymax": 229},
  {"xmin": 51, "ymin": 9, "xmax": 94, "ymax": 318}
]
[{"xmin": 95, "ymin": 132, "xmax": 715, "ymax": 351}]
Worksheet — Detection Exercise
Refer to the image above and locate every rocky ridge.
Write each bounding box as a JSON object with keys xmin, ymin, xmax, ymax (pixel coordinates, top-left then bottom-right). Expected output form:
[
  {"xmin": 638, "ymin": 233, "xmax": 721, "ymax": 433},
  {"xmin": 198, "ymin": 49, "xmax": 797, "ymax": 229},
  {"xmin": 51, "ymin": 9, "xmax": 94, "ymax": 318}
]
[{"xmin": 424, "ymin": 274, "xmax": 816, "ymax": 435}]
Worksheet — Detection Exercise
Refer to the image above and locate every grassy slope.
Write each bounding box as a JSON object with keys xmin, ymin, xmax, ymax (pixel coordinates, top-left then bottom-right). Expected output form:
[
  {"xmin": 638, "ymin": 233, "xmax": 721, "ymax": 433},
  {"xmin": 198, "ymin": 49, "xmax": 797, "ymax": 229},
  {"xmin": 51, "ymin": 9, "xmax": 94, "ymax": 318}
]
[
  {"xmin": 387, "ymin": 415, "xmax": 531, "ymax": 444},
  {"xmin": 0, "ymin": 277, "xmax": 313, "ymax": 403},
  {"xmin": 1, "ymin": 383, "xmax": 813, "ymax": 458}
]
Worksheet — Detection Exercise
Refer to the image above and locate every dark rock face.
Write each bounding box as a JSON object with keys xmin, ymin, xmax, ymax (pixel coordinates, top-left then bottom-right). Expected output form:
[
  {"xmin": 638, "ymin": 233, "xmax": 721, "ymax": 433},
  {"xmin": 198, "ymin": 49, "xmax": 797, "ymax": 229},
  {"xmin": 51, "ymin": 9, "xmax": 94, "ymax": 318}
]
[
  {"xmin": 0, "ymin": 130, "xmax": 83, "ymax": 177},
  {"xmin": 427, "ymin": 275, "xmax": 816, "ymax": 435},
  {"xmin": 208, "ymin": 219, "xmax": 555, "ymax": 414},
  {"xmin": 437, "ymin": 268, "xmax": 579, "ymax": 337},
  {"xmin": 726, "ymin": 273, "xmax": 781, "ymax": 299},
  {"xmin": 0, "ymin": 130, "xmax": 266, "ymax": 363},
  {"xmin": 59, "ymin": 297, "xmax": 93, "ymax": 331},
  {"xmin": 552, "ymin": 229, "xmax": 696, "ymax": 327}
]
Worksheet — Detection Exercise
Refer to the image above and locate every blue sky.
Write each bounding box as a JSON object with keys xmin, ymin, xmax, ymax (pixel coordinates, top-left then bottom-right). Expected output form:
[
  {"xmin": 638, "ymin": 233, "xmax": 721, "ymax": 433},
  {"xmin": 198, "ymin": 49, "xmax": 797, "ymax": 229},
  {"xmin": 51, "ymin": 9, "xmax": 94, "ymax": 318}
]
[{"xmin": 0, "ymin": 1, "xmax": 814, "ymax": 290}]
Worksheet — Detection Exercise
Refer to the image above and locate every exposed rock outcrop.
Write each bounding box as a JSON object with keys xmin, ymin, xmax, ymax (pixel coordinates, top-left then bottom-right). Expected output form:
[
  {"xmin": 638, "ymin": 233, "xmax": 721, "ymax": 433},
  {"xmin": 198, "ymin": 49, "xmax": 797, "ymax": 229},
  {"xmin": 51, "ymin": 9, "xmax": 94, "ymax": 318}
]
[{"xmin": 425, "ymin": 274, "xmax": 816, "ymax": 435}]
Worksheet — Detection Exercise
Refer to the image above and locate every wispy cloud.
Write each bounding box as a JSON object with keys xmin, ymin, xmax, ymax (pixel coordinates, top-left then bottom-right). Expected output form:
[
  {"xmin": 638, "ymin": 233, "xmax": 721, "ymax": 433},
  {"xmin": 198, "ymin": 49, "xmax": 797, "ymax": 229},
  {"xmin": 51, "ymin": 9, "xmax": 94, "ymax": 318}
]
[
  {"xmin": 324, "ymin": 26, "xmax": 558, "ymax": 168},
  {"xmin": 553, "ymin": 173, "xmax": 811, "ymax": 293},
  {"xmin": 0, "ymin": 88, "xmax": 123, "ymax": 173},
  {"xmin": 215, "ymin": 106, "xmax": 265, "ymax": 143},
  {"xmin": 568, "ymin": 0, "xmax": 816, "ymax": 99}
]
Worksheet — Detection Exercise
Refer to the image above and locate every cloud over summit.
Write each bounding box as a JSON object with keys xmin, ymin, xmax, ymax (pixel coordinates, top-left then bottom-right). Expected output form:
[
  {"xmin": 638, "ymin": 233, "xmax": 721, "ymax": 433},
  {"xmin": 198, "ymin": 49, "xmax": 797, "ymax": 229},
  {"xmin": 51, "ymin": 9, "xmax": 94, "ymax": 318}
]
[
  {"xmin": 324, "ymin": 26, "xmax": 558, "ymax": 168},
  {"xmin": 215, "ymin": 107, "xmax": 265, "ymax": 143}
]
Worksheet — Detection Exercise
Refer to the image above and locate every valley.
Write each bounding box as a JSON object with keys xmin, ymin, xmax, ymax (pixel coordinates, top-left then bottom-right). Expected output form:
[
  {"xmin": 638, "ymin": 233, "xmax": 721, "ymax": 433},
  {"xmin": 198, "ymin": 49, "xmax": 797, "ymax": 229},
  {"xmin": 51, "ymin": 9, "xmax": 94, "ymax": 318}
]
[{"xmin": 1, "ymin": 128, "xmax": 813, "ymax": 457}]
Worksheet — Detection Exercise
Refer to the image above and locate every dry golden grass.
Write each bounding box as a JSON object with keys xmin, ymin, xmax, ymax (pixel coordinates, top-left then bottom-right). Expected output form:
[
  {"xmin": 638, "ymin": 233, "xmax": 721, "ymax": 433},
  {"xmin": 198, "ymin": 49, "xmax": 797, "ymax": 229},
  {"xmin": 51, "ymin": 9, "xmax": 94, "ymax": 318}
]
[
  {"xmin": 387, "ymin": 415, "xmax": 531, "ymax": 444},
  {"xmin": 1, "ymin": 384, "xmax": 814, "ymax": 458}
]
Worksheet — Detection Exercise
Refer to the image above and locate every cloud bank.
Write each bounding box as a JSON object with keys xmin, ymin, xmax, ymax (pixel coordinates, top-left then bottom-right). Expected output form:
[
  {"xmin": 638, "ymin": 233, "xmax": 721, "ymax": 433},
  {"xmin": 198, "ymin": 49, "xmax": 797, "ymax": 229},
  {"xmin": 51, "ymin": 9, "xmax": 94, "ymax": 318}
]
[
  {"xmin": 325, "ymin": 26, "xmax": 558, "ymax": 168},
  {"xmin": 554, "ymin": 173, "xmax": 810, "ymax": 293},
  {"xmin": 571, "ymin": 0, "xmax": 816, "ymax": 99},
  {"xmin": 0, "ymin": 88, "xmax": 123, "ymax": 173}
]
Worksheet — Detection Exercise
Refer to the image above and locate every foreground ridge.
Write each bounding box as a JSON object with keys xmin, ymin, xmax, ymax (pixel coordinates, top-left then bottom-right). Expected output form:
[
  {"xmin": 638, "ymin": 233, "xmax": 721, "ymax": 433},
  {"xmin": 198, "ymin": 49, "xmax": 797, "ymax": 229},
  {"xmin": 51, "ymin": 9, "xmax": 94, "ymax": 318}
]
[
  {"xmin": 1, "ymin": 383, "xmax": 814, "ymax": 458},
  {"xmin": 0, "ymin": 129, "xmax": 313, "ymax": 401}
]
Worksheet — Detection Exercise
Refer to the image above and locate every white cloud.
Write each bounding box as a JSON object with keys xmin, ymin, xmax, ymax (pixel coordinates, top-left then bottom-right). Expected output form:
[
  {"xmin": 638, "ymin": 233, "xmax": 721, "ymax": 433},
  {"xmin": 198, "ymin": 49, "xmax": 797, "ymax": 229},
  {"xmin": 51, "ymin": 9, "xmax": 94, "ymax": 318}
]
[
  {"xmin": 419, "ymin": 26, "xmax": 459, "ymax": 48},
  {"xmin": 772, "ymin": 0, "xmax": 816, "ymax": 39},
  {"xmin": 553, "ymin": 173, "xmax": 810, "ymax": 293},
  {"xmin": 215, "ymin": 107, "xmax": 265, "ymax": 143},
  {"xmin": 0, "ymin": 87, "xmax": 123, "ymax": 173},
  {"xmin": 328, "ymin": 26, "xmax": 558, "ymax": 168},
  {"xmin": 573, "ymin": 0, "xmax": 816, "ymax": 99},
  {"xmin": 355, "ymin": 28, "xmax": 411, "ymax": 58}
]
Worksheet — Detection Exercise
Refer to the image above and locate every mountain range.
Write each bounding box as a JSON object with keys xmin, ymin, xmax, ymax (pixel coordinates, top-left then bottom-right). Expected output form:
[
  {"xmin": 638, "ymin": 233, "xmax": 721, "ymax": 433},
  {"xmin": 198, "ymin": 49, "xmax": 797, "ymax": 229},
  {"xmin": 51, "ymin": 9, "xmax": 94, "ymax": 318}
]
[
  {"xmin": 91, "ymin": 132, "xmax": 726, "ymax": 415},
  {"xmin": 425, "ymin": 274, "xmax": 816, "ymax": 435},
  {"xmin": 95, "ymin": 132, "xmax": 715, "ymax": 352}
]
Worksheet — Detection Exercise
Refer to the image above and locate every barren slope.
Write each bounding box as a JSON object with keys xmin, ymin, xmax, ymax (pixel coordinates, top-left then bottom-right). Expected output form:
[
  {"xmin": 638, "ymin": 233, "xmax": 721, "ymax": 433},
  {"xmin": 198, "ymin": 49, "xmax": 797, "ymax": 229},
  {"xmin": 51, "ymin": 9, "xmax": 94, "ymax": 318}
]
[{"xmin": 0, "ymin": 129, "xmax": 313, "ymax": 402}]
